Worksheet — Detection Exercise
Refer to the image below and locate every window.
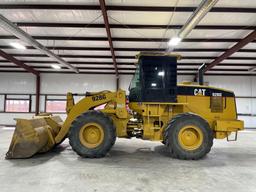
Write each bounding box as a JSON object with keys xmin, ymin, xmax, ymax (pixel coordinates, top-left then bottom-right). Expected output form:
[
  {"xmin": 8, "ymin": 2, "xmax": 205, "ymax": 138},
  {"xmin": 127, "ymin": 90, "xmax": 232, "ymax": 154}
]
[
  {"xmin": 46, "ymin": 100, "xmax": 66, "ymax": 113},
  {"xmin": 143, "ymin": 63, "xmax": 164, "ymax": 89},
  {"xmin": 129, "ymin": 65, "xmax": 141, "ymax": 90},
  {"xmin": 5, "ymin": 99, "xmax": 30, "ymax": 112}
]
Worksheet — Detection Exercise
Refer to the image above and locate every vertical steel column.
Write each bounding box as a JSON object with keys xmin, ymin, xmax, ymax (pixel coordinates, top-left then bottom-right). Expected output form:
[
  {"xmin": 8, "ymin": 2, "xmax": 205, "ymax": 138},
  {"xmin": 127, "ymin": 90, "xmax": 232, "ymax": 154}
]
[
  {"xmin": 35, "ymin": 75, "xmax": 41, "ymax": 115},
  {"xmin": 0, "ymin": 48, "xmax": 40, "ymax": 115},
  {"xmin": 116, "ymin": 76, "xmax": 119, "ymax": 91}
]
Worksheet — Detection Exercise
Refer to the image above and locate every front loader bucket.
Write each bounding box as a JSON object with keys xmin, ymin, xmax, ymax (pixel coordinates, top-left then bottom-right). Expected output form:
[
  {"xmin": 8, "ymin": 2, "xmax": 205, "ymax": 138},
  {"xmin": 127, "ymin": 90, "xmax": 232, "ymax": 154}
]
[{"xmin": 6, "ymin": 116, "xmax": 63, "ymax": 159}]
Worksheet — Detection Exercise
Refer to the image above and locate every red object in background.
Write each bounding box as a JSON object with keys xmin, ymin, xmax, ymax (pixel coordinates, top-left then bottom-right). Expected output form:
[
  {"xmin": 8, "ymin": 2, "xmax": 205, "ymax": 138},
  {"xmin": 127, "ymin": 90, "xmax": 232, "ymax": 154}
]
[
  {"xmin": 5, "ymin": 100, "xmax": 30, "ymax": 112},
  {"xmin": 126, "ymin": 97, "xmax": 130, "ymax": 110},
  {"xmin": 46, "ymin": 100, "xmax": 66, "ymax": 113},
  {"xmin": 94, "ymin": 104, "xmax": 106, "ymax": 110}
]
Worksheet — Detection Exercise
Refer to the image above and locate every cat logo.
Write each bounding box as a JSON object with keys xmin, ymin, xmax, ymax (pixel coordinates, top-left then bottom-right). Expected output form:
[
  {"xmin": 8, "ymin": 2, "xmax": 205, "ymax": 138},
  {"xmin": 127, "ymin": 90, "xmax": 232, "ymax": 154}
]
[{"xmin": 194, "ymin": 88, "xmax": 206, "ymax": 96}]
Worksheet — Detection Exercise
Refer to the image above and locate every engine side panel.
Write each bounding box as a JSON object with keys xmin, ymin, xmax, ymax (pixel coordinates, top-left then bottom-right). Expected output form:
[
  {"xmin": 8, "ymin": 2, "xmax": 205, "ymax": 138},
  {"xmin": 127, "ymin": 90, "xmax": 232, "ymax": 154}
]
[{"xmin": 128, "ymin": 85, "xmax": 243, "ymax": 141}]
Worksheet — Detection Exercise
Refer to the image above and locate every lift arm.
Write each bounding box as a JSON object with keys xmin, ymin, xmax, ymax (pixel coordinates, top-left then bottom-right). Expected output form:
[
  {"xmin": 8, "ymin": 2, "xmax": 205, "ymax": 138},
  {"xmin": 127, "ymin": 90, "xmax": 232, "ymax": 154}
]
[{"xmin": 55, "ymin": 90, "xmax": 127, "ymax": 143}]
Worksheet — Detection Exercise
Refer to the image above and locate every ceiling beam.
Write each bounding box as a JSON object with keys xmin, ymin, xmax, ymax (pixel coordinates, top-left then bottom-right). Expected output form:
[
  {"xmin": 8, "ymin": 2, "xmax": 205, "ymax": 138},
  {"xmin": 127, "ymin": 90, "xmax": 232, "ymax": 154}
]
[
  {"xmin": 15, "ymin": 22, "xmax": 256, "ymax": 30},
  {"xmin": 0, "ymin": 60, "xmax": 134, "ymax": 65},
  {"xmin": 0, "ymin": 61, "xmax": 255, "ymax": 67},
  {"xmin": 0, "ymin": 14, "xmax": 79, "ymax": 73},
  {"xmin": 8, "ymin": 54, "xmax": 256, "ymax": 60},
  {"xmin": 0, "ymin": 45, "xmax": 255, "ymax": 53},
  {"xmin": 0, "ymin": 65, "xmax": 251, "ymax": 72},
  {"xmin": 203, "ymin": 30, "xmax": 256, "ymax": 73},
  {"xmin": 0, "ymin": 4, "xmax": 255, "ymax": 13},
  {"xmin": 0, "ymin": 70, "xmax": 254, "ymax": 77},
  {"xmin": 0, "ymin": 49, "xmax": 39, "ymax": 76},
  {"xmin": 99, "ymin": 0, "xmax": 118, "ymax": 78},
  {"xmin": 108, "ymin": 6, "xmax": 255, "ymax": 13},
  {"xmin": 0, "ymin": 35, "xmax": 255, "ymax": 43}
]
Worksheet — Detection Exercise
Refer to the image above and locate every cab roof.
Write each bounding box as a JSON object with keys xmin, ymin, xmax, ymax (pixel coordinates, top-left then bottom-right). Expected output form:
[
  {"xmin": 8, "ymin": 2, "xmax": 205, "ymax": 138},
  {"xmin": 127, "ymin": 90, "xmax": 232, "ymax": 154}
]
[{"xmin": 136, "ymin": 52, "xmax": 181, "ymax": 60}]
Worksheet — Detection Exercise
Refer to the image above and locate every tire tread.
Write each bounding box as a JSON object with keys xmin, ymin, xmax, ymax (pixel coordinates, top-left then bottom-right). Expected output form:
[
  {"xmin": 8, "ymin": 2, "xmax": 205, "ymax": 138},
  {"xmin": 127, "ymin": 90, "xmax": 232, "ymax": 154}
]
[
  {"xmin": 164, "ymin": 112, "xmax": 213, "ymax": 160},
  {"xmin": 69, "ymin": 110, "xmax": 116, "ymax": 158}
]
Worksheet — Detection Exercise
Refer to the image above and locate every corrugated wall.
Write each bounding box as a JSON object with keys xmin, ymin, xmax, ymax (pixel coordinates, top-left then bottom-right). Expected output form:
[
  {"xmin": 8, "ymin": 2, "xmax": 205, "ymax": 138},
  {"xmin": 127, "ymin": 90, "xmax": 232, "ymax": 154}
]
[{"xmin": 0, "ymin": 72, "xmax": 255, "ymax": 128}]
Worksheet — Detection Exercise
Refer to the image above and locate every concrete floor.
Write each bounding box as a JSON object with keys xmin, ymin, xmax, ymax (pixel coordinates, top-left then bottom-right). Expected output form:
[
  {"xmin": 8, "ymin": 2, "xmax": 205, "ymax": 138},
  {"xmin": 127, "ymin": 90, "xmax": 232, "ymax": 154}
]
[{"xmin": 0, "ymin": 127, "xmax": 256, "ymax": 192}]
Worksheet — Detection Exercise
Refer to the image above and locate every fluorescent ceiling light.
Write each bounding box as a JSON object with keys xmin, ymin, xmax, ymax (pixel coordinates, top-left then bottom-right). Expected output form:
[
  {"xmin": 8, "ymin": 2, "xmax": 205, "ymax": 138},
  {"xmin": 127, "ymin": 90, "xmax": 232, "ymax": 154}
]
[
  {"xmin": 168, "ymin": 37, "xmax": 182, "ymax": 46},
  {"xmin": 10, "ymin": 42, "xmax": 26, "ymax": 50},
  {"xmin": 151, "ymin": 83, "xmax": 157, "ymax": 87},
  {"xmin": 158, "ymin": 71, "xmax": 165, "ymax": 76},
  {"xmin": 51, "ymin": 64, "xmax": 61, "ymax": 70}
]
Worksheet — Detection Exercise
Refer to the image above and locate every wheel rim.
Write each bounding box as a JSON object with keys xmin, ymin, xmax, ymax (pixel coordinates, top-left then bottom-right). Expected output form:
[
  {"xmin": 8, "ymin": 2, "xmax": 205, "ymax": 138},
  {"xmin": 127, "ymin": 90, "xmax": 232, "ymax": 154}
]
[
  {"xmin": 79, "ymin": 123, "xmax": 104, "ymax": 148},
  {"xmin": 178, "ymin": 125, "xmax": 203, "ymax": 151}
]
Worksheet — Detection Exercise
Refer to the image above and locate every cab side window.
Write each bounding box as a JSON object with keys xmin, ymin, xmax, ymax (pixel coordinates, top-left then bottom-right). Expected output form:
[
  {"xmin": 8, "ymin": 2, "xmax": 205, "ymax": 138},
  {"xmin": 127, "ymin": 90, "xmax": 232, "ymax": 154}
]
[{"xmin": 143, "ymin": 62, "xmax": 164, "ymax": 89}]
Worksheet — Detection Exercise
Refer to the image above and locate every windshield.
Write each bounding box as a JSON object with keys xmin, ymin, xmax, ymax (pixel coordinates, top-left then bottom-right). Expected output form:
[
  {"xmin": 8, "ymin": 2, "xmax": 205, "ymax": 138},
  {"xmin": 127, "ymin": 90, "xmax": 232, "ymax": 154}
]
[{"xmin": 129, "ymin": 65, "xmax": 140, "ymax": 91}]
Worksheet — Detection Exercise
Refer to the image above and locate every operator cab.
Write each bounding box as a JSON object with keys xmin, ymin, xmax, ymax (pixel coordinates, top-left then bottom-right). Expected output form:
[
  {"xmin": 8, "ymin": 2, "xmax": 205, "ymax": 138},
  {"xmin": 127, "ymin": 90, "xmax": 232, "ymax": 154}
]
[{"xmin": 129, "ymin": 53, "xmax": 179, "ymax": 102}]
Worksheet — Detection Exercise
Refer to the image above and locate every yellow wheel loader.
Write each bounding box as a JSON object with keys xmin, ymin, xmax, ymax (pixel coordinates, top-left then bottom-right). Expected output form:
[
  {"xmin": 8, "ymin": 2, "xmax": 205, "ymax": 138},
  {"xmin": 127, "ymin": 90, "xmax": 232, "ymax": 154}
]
[{"xmin": 6, "ymin": 53, "xmax": 244, "ymax": 160}]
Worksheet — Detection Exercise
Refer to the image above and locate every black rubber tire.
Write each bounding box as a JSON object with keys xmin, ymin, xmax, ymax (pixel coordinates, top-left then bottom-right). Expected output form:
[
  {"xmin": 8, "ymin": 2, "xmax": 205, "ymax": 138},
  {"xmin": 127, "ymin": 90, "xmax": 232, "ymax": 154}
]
[
  {"xmin": 69, "ymin": 110, "xmax": 116, "ymax": 158},
  {"xmin": 164, "ymin": 113, "xmax": 213, "ymax": 160}
]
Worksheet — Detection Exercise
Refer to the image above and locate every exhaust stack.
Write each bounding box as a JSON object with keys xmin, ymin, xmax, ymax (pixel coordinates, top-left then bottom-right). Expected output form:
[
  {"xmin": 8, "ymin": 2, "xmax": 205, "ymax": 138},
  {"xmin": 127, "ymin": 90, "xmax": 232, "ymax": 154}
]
[{"xmin": 198, "ymin": 63, "xmax": 206, "ymax": 85}]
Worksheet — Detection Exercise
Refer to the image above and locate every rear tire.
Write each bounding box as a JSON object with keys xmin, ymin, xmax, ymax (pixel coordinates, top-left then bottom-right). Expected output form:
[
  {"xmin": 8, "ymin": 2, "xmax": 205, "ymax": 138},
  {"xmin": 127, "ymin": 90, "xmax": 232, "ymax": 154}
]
[
  {"xmin": 69, "ymin": 110, "xmax": 116, "ymax": 158},
  {"xmin": 164, "ymin": 113, "xmax": 213, "ymax": 160}
]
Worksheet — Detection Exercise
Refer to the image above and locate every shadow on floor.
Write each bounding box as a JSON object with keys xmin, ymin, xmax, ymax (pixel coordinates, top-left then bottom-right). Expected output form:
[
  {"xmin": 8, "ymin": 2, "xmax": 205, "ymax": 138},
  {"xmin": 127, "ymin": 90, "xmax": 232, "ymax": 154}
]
[
  {"xmin": 4, "ymin": 139, "xmax": 256, "ymax": 168},
  {"xmin": 75, "ymin": 144, "xmax": 256, "ymax": 169}
]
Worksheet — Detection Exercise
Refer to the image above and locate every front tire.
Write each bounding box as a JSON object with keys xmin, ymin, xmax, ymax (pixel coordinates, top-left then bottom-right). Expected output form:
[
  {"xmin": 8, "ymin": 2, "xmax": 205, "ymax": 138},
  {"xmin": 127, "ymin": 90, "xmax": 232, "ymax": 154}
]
[
  {"xmin": 69, "ymin": 110, "xmax": 116, "ymax": 158},
  {"xmin": 164, "ymin": 113, "xmax": 213, "ymax": 160}
]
